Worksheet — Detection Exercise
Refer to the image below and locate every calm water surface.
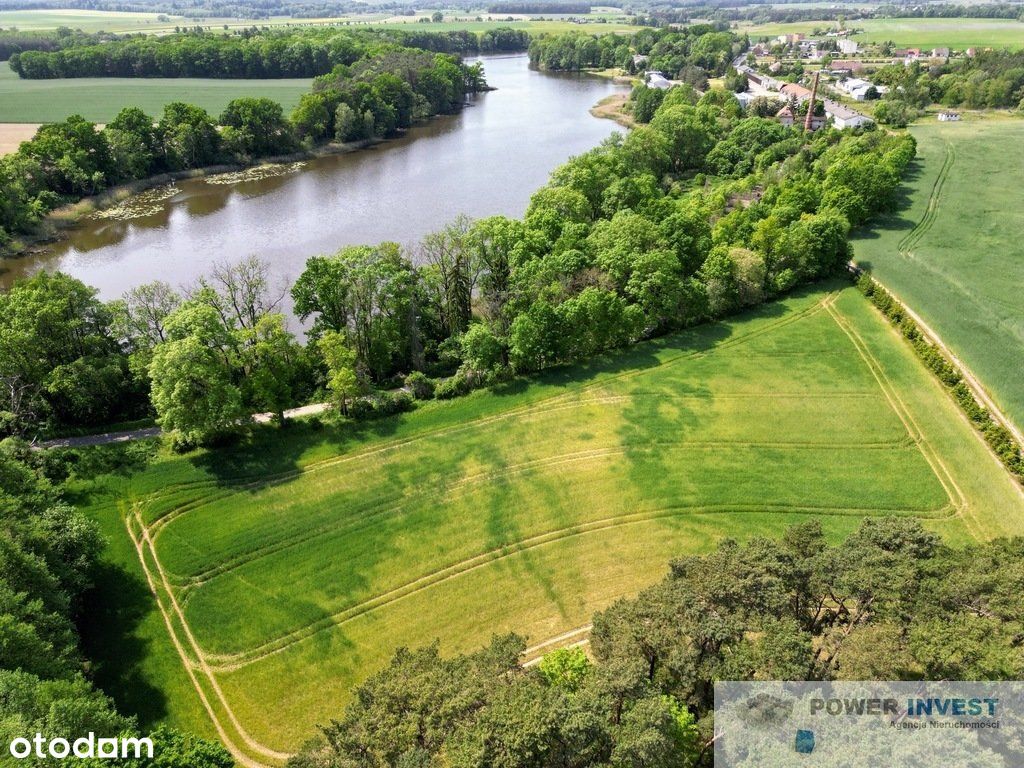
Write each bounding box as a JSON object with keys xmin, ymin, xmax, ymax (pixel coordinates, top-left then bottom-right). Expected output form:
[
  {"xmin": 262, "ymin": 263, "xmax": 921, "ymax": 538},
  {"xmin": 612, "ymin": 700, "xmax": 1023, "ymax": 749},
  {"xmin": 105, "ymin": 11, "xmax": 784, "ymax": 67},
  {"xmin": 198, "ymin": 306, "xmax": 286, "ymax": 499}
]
[{"xmin": 1, "ymin": 55, "xmax": 627, "ymax": 304}]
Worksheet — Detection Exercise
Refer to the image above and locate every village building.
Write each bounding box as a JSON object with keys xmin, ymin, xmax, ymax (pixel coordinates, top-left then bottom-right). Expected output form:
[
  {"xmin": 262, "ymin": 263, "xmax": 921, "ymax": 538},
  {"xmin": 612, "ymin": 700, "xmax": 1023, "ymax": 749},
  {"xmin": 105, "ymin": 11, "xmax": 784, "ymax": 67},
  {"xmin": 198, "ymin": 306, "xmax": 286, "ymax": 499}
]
[
  {"xmin": 829, "ymin": 59, "xmax": 865, "ymax": 74},
  {"xmin": 825, "ymin": 100, "xmax": 873, "ymax": 129},
  {"xmin": 838, "ymin": 39, "xmax": 859, "ymax": 55},
  {"xmin": 780, "ymin": 82, "xmax": 813, "ymax": 102},
  {"xmin": 775, "ymin": 104, "xmax": 796, "ymax": 128},
  {"xmin": 645, "ymin": 71, "xmax": 673, "ymax": 90}
]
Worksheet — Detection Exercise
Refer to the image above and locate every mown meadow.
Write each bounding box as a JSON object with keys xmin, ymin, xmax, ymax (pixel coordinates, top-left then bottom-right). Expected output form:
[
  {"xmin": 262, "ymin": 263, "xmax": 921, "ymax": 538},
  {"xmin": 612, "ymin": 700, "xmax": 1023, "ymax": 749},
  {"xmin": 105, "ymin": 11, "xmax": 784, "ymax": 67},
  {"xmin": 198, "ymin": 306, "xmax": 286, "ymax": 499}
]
[
  {"xmin": 851, "ymin": 118, "xmax": 1024, "ymax": 433},
  {"xmin": 73, "ymin": 283, "xmax": 1024, "ymax": 764}
]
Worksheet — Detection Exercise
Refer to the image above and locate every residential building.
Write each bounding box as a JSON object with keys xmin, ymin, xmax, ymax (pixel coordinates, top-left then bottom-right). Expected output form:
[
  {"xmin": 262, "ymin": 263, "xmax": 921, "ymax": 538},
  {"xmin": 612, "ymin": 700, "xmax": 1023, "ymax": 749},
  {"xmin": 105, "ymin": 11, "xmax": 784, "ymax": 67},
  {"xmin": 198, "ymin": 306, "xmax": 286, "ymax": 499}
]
[
  {"xmin": 781, "ymin": 82, "xmax": 813, "ymax": 102},
  {"xmin": 838, "ymin": 39, "xmax": 859, "ymax": 55},
  {"xmin": 646, "ymin": 71, "xmax": 673, "ymax": 90},
  {"xmin": 824, "ymin": 100, "xmax": 873, "ymax": 129}
]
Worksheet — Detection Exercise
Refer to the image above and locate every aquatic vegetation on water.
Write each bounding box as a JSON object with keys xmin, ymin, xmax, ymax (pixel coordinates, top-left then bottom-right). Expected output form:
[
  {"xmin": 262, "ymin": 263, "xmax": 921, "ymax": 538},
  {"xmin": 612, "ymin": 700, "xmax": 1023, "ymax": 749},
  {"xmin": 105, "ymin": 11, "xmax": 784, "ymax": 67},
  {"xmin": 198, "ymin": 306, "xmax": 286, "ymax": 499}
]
[
  {"xmin": 204, "ymin": 162, "xmax": 306, "ymax": 185},
  {"xmin": 93, "ymin": 185, "xmax": 180, "ymax": 221}
]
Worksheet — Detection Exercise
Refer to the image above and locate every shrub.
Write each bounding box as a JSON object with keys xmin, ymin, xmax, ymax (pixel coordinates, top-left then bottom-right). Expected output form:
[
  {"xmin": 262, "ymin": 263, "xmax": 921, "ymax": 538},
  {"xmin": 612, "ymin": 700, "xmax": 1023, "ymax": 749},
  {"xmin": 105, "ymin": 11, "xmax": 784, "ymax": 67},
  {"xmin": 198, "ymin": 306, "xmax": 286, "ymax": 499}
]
[
  {"xmin": 404, "ymin": 371, "xmax": 436, "ymax": 400},
  {"xmin": 435, "ymin": 370, "xmax": 481, "ymax": 400}
]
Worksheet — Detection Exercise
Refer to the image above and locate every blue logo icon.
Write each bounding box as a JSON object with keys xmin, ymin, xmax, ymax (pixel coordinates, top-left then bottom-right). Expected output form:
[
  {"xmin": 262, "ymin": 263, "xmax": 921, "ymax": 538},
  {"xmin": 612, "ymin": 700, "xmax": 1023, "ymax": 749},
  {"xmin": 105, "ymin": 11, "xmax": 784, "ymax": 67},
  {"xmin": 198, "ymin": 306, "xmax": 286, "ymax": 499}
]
[{"xmin": 795, "ymin": 729, "xmax": 815, "ymax": 754}]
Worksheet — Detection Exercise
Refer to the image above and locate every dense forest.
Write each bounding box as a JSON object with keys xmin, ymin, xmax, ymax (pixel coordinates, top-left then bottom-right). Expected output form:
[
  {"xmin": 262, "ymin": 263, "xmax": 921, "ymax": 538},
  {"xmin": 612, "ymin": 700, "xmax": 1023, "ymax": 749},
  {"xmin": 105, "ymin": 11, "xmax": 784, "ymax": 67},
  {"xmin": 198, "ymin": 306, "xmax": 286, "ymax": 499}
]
[
  {"xmin": 287, "ymin": 517, "xmax": 1024, "ymax": 767},
  {"xmin": 8, "ymin": 26, "xmax": 529, "ymax": 78},
  {"xmin": 0, "ymin": 80, "xmax": 915, "ymax": 447},
  {"xmin": 0, "ymin": 47, "xmax": 483, "ymax": 255},
  {"xmin": 0, "ymin": 438, "xmax": 234, "ymax": 766},
  {"xmin": 528, "ymin": 25, "xmax": 739, "ymax": 78}
]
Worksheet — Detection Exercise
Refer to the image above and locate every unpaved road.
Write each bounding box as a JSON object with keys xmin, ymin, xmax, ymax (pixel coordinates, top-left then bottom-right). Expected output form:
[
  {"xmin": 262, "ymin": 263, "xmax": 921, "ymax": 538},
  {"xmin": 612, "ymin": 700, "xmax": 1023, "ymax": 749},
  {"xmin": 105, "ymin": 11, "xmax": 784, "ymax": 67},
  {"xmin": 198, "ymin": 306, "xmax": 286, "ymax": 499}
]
[
  {"xmin": 0, "ymin": 123, "xmax": 39, "ymax": 155},
  {"xmin": 39, "ymin": 402, "xmax": 332, "ymax": 449}
]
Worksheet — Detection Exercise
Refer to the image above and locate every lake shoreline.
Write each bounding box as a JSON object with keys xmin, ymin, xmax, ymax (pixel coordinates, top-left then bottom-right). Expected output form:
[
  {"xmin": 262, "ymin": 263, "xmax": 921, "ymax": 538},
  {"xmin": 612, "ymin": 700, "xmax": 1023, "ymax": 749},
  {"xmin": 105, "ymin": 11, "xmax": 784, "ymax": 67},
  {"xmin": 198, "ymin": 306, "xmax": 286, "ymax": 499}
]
[
  {"xmin": 2, "ymin": 55, "xmax": 627, "ymax": 296},
  {"xmin": 0, "ymin": 110, "xmax": 473, "ymax": 262}
]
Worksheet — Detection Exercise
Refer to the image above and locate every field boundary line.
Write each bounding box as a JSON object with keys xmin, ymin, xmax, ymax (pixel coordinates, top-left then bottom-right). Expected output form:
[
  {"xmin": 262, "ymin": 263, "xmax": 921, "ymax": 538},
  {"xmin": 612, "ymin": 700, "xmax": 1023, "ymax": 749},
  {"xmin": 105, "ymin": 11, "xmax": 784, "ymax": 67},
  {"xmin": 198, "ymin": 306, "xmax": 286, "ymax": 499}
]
[{"xmin": 824, "ymin": 300, "xmax": 986, "ymax": 540}]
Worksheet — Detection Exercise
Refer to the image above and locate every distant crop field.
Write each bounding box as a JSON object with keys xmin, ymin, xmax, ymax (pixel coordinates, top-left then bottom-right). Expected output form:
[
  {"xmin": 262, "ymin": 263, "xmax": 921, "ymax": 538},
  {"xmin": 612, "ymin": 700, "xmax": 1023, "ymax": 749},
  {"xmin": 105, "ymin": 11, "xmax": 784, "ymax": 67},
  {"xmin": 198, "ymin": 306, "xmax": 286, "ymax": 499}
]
[
  {"xmin": 0, "ymin": 9, "xmax": 187, "ymax": 32},
  {"xmin": 851, "ymin": 118, "xmax": 1024, "ymax": 433},
  {"xmin": 79, "ymin": 284, "xmax": 1024, "ymax": 763},
  {"xmin": 0, "ymin": 8, "xmax": 637, "ymax": 35},
  {"xmin": 0, "ymin": 62, "xmax": 311, "ymax": 123},
  {"xmin": 743, "ymin": 17, "xmax": 1024, "ymax": 49}
]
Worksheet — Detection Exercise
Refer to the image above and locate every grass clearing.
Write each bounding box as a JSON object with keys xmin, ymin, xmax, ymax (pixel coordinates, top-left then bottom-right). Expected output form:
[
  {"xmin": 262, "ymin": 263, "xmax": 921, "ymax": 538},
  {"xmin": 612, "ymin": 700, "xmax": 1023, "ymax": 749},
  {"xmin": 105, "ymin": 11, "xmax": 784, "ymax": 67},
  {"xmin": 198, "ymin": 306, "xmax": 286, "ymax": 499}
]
[
  {"xmin": 741, "ymin": 17, "xmax": 1024, "ymax": 49},
  {"xmin": 851, "ymin": 118, "xmax": 1024, "ymax": 433},
  {"xmin": 72, "ymin": 283, "xmax": 1024, "ymax": 764},
  {"xmin": 0, "ymin": 62, "xmax": 312, "ymax": 123}
]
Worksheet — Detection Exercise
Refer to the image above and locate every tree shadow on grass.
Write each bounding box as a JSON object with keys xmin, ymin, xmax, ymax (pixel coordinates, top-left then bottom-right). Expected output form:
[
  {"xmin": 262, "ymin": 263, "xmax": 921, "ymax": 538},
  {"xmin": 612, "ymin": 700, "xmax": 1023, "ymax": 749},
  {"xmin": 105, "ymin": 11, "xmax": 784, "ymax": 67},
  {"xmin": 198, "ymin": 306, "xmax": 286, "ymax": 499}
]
[
  {"xmin": 78, "ymin": 560, "xmax": 169, "ymax": 729},
  {"xmin": 187, "ymin": 412, "xmax": 405, "ymax": 490}
]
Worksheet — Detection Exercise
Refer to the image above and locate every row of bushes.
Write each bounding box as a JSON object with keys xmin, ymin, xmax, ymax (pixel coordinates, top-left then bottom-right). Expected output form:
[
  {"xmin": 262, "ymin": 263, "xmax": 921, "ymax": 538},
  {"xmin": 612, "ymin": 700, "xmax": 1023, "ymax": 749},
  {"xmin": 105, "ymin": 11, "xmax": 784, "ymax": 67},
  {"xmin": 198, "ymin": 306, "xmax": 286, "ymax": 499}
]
[{"xmin": 857, "ymin": 272, "xmax": 1023, "ymax": 481}]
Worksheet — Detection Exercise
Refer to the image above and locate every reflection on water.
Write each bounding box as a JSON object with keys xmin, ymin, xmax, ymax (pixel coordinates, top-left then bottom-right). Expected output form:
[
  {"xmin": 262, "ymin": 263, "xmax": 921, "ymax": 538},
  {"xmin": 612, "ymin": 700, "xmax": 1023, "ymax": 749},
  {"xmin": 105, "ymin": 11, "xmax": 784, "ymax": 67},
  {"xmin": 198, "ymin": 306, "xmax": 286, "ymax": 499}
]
[{"xmin": 0, "ymin": 55, "xmax": 628, "ymax": 309}]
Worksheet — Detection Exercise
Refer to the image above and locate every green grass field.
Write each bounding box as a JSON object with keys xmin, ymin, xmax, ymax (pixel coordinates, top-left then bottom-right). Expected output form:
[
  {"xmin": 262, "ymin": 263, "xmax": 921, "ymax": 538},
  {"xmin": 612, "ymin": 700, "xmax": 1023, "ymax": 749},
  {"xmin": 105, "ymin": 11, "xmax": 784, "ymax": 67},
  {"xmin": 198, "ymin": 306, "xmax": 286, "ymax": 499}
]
[
  {"xmin": 851, "ymin": 118, "xmax": 1024, "ymax": 433},
  {"xmin": 742, "ymin": 17, "xmax": 1024, "ymax": 49},
  {"xmin": 74, "ymin": 283, "xmax": 1024, "ymax": 764},
  {"xmin": 0, "ymin": 62, "xmax": 311, "ymax": 123}
]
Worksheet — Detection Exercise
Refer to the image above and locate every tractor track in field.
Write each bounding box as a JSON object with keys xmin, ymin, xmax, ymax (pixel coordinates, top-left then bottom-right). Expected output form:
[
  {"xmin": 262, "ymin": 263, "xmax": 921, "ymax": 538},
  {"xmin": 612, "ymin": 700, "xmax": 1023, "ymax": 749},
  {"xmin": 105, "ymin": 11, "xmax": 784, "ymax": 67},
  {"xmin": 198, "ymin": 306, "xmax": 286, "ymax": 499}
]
[
  {"xmin": 167, "ymin": 429, "xmax": 913, "ymax": 589},
  {"xmin": 201, "ymin": 496, "xmax": 954, "ymax": 671},
  {"xmin": 897, "ymin": 139, "xmax": 955, "ymax": 255}
]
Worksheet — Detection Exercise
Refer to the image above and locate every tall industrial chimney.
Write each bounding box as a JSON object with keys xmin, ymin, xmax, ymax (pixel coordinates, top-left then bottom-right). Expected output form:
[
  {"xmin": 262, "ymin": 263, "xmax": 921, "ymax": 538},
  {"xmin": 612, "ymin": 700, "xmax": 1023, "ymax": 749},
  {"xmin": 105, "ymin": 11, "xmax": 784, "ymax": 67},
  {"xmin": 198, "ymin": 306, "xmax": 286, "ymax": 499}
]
[{"xmin": 804, "ymin": 71, "xmax": 820, "ymax": 132}]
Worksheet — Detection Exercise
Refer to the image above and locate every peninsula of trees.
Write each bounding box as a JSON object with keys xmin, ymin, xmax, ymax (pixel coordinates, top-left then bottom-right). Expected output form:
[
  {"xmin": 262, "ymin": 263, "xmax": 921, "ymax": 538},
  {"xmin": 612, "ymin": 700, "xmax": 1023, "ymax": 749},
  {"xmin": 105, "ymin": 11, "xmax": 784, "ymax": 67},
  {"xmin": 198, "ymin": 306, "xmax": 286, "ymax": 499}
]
[{"xmin": 0, "ymin": 44, "xmax": 487, "ymax": 252}]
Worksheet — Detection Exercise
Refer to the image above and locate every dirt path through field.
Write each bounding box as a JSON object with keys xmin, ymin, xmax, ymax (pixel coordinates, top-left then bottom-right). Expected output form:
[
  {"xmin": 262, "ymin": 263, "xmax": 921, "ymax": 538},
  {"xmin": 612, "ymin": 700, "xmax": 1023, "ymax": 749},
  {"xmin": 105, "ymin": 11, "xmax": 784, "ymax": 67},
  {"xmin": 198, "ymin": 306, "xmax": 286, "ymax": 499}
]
[{"xmin": 0, "ymin": 123, "xmax": 39, "ymax": 155}]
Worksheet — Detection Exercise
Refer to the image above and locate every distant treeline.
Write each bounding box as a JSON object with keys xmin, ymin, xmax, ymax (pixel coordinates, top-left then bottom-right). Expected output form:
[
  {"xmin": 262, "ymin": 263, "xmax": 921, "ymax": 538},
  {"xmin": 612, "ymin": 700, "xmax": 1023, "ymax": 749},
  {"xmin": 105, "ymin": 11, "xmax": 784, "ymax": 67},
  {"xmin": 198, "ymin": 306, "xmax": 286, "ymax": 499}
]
[
  {"xmin": 871, "ymin": 49, "xmax": 1024, "ymax": 116},
  {"xmin": 0, "ymin": 27, "xmax": 116, "ymax": 62},
  {"xmin": 0, "ymin": 48, "xmax": 483, "ymax": 259},
  {"xmin": 529, "ymin": 24, "xmax": 738, "ymax": 78},
  {"xmin": 487, "ymin": 2, "xmax": 590, "ymax": 13},
  {"xmin": 874, "ymin": 3, "xmax": 1024, "ymax": 20},
  {"xmin": 9, "ymin": 26, "xmax": 530, "ymax": 78}
]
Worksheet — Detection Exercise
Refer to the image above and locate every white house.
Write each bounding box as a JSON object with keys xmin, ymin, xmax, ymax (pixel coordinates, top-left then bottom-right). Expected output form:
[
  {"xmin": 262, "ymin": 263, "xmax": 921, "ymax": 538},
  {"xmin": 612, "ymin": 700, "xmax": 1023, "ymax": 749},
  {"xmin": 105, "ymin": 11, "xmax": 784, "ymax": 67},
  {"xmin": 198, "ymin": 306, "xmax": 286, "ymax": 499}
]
[
  {"xmin": 838, "ymin": 39, "xmax": 858, "ymax": 55},
  {"xmin": 836, "ymin": 77, "xmax": 881, "ymax": 101},
  {"xmin": 646, "ymin": 71, "xmax": 673, "ymax": 90},
  {"xmin": 734, "ymin": 91, "xmax": 758, "ymax": 109},
  {"xmin": 825, "ymin": 100, "xmax": 873, "ymax": 129}
]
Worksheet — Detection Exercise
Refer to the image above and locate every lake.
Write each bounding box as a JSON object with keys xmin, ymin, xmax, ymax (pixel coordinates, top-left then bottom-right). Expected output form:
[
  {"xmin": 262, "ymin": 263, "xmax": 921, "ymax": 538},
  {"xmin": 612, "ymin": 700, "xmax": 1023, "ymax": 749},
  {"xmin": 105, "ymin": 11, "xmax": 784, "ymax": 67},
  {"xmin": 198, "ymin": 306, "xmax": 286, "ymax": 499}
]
[{"xmin": 0, "ymin": 55, "xmax": 628, "ymax": 306}]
